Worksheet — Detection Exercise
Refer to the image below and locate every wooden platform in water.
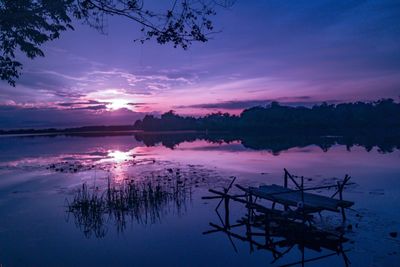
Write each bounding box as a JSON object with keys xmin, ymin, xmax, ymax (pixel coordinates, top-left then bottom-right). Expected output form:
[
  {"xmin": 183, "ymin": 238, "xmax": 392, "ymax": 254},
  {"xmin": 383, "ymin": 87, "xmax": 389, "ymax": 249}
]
[
  {"xmin": 240, "ymin": 215, "xmax": 349, "ymax": 252},
  {"xmin": 246, "ymin": 184, "xmax": 354, "ymax": 212}
]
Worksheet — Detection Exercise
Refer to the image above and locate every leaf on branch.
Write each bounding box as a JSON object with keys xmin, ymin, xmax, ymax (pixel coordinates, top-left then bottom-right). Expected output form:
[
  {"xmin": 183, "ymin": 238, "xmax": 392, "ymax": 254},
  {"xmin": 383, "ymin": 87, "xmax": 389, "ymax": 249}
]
[{"xmin": 0, "ymin": 0, "xmax": 234, "ymax": 86}]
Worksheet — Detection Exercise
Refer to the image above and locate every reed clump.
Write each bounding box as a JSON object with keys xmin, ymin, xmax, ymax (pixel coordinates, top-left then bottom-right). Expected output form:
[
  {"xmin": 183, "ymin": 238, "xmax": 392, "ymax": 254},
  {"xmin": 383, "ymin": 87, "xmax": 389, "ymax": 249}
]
[{"xmin": 66, "ymin": 175, "xmax": 191, "ymax": 238}]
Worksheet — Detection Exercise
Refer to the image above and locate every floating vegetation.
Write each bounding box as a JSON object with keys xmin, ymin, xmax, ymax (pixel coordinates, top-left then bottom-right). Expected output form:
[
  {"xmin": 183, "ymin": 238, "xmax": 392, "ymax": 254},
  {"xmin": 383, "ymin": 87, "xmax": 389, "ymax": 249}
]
[
  {"xmin": 47, "ymin": 161, "xmax": 93, "ymax": 173},
  {"xmin": 45, "ymin": 154, "xmax": 156, "ymax": 175}
]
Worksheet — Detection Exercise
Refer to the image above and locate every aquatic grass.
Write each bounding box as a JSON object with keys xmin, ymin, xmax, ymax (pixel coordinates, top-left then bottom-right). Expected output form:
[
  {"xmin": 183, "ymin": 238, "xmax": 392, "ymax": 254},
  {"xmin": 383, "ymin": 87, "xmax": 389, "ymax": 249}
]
[
  {"xmin": 66, "ymin": 183, "xmax": 106, "ymax": 238},
  {"xmin": 66, "ymin": 171, "xmax": 194, "ymax": 237}
]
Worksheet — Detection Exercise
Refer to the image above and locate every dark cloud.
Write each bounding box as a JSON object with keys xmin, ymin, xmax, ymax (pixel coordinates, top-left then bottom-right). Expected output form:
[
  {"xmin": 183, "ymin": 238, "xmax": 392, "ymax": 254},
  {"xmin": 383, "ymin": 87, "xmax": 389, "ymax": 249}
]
[
  {"xmin": 177, "ymin": 97, "xmax": 341, "ymax": 110},
  {"xmin": 0, "ymin": 105, "xmax": 19, "ymax": 111},
  {"xmin": 57, "ymin": 100, "xmax": 109, "ymax": 107},
  {"xmin": 0, "ymin": 105, "xmax": 144, "ymax": 129},
  {"xmin": 127, "ymin": 102, "xmax": 151, "ymax": 107},
  {"xmin": 180, "ymin": 100, "xmax": 270, "ymax": 110},
  {"xmin": 54, "ymin": 91, "xmax": 86, "ymax": 99},
  {"xmin": 17, "ymin": 71, "xmax": 71, "ymax": 92},
  {"xmin": 72, "ymin": 104, "xmax": 108, "ymax": 110}
]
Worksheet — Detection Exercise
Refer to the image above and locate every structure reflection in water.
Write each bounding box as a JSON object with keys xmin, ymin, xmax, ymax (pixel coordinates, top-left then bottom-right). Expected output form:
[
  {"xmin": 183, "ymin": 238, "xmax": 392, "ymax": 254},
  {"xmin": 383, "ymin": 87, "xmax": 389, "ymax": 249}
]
[
  {"xmin": 203, "ymin": 206, "xmax": 351, "ymax": 267},
  {"xmin": 203, "ymin": 171, "xmax": 353, "ymax": 267}
]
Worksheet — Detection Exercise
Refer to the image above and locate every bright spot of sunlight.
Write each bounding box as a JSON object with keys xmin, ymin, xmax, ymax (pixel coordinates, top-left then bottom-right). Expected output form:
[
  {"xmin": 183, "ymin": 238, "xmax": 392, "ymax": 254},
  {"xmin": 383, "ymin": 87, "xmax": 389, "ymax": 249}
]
[
  {"xmin": 108, "ymin": 150, "xmax": 131, "ymax": 162},
  {"xmin": 106, "ymin": 99, "xmax": 130, "ymax": 110}
]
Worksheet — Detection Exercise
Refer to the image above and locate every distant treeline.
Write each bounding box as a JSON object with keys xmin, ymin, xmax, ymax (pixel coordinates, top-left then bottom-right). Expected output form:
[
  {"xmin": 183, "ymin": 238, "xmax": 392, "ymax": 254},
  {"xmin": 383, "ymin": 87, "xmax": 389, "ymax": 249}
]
[
  {"xmin": 133, "ymin": 99, "xmax": 400, "ymax": 132},
  {"xmin": 2, "ymin": 99, "xmax": 399, "ymax": 136},
  {"xmin": 0, "ymin": 125, "xmax": 135, "ymax": 135}
]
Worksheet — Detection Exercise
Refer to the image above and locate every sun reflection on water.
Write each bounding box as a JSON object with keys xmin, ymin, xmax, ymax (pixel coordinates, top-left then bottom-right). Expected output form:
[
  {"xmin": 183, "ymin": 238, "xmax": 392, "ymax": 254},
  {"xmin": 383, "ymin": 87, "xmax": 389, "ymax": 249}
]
[{"xmin": 108, "ymin": 150, "xmax": 132, "ymax": 162}]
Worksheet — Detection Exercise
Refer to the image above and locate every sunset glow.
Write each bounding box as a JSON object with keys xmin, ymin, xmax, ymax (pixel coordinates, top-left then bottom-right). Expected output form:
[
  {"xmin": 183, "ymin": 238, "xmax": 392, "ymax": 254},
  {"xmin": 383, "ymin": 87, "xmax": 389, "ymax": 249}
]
[
  {"xmin": 106, "ymin": 99, "xmax": 130, "ymax": 111},
  {"xmin": 0, "ymin": 1, "xmax": 399, "ymax": 131},
  {"xmin": 2, "ymin": 1, "xmax": 400, "ymax": 266},
  {"xmin": 108, "ymin": 150, "xmax": 131, "ymax": 162}
]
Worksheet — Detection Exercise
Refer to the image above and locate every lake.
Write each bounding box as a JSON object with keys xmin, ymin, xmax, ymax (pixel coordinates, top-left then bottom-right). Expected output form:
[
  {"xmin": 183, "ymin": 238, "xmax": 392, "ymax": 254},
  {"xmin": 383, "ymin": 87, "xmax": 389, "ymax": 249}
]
[{"xmin": 0, "ymin": 133, "xmax": 399, "ymax": 266}]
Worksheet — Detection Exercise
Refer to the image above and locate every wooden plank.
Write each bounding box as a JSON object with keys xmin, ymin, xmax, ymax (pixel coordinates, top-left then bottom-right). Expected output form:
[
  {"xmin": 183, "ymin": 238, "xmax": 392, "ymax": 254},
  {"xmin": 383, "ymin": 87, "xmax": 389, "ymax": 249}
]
[
  {"xmin": 249, "ymin": 204, "xmax": 314, "ymax": 221},
  {"xmin": 247, "ymin": 184, "xmax": 353, "ymax": 212}
]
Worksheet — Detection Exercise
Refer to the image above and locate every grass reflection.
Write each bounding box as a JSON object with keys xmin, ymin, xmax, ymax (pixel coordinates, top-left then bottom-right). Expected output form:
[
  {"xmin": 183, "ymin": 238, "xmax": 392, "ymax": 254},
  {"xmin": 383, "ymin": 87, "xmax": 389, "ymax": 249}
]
[{"xmin": 66, "ymin": 174, "xmax": 192, "ymax": 238}]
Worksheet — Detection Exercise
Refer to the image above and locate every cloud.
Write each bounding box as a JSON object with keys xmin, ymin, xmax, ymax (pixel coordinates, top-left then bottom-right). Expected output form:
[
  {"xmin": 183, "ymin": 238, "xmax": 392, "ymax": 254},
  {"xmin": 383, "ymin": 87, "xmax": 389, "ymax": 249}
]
[
  {"xmin": 54, "ymin": 91, "xmax": 86, "ymax": 99},
  {"xmin": 179, "ymin": 100, "xmax": 270, "ymax": 110},
  {"xmin": 0, "ymin": 104, "xmax": 145, "ymax": 129},
  {"xmin": 177, "ymin": 97, "xmax": 341, "ymax": 110},
  {"xmin": 72, "ymin": 104, "xmax": 108, "ymax": 110},
  {"xmin": 1, "ymin": 0, "xmax": 399, "ymax": 125},
  {"xmin": 57, "ymin": 100, "xmax": 109, "ymax": 107},
  {"xmin": 127, "ymin": 102, "xmax": 151, "ymax": 107},
  {"xmin": 7, "ymin": 66, "xmax": 198, "ymax": 107}
]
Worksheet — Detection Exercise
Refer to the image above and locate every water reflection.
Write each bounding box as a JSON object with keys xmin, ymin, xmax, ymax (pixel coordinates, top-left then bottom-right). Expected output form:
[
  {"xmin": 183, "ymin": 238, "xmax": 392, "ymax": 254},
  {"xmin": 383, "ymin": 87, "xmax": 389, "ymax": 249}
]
[
  {"xmin": 108, "ymin": 150, "xmax": 132, "ymax": 162},
  {"xmin": 0, "ymin": 133, "xmax": 399, "ymax": 266},
  {"xmin": 133, "ymin": 132, "xmax": 400, "ymax": 154},
  {"xmin": 1, "ymin": 132, "xmax": 399, "ymax": 170},
  {"xmin": 66, "ymin": 180, "xmax": 191, "ymax": 238},
  {"xmin": 65, "ymin": 166, "xmax": 226, "ymax": 238},
  {"xmin": 204, "ymin": 210, "xmax": 351, "ymax": 267},
  {"xmin": 203, "ymin": 187, "xmax": 352, "ymax": 267}
]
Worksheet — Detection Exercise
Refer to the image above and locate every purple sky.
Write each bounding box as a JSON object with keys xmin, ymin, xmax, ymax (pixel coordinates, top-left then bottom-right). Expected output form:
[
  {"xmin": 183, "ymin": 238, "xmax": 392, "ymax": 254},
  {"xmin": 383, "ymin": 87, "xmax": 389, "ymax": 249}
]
[{"xmin": 1, "ymin": 0, "xmax": 400, "ymax": 128}]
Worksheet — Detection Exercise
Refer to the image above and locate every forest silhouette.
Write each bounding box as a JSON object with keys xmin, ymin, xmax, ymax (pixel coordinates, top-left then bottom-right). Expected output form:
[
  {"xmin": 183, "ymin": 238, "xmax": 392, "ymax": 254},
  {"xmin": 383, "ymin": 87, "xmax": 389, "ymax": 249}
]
[
  {"xmin": 134, "ymin": 99, "xmax": 400, "ymax": 132},
  {"xmin": 2, "ymin": 99, "xmax": 399, "ymax": 154}
]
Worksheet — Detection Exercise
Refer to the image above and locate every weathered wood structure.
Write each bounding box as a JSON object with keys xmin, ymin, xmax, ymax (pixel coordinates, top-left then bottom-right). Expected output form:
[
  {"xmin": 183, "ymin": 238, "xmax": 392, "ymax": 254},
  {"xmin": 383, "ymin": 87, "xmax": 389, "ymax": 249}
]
[{"xmin": 202, "ymin": 169, "xmax": 354, "ymax": 266}]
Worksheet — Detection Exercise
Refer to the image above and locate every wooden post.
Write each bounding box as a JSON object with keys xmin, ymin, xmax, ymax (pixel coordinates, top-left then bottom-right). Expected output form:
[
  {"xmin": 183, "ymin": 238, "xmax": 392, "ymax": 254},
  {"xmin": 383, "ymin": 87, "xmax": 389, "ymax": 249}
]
[
  {"xmin": 224, "ymin": 195, "xmax": 230, "ymax": 229},
  {"xmin": 301, "ymin": 176, "xmax": 306, "ymax": 224},
  {"xmin": 249, "ymin": 193, "xmax": 253, "ymax": 221},
  {"xmin": 338, "ymin": 181, "xmax": 346, "ymax": 222},
  {"xmin": 223, "ymin": 188, "xmax": 230, "ymax": 229},
  {"xmin": 246, "ymin": 219, "xmax": 254, "ymax": 253},
  {"xmin": 284, "ymin": 169, "xmax": 288, "ymax": 211},
  {"xmin": 245, "ymin": 193, "xmax": 254, "ymax": 253},
  {"xmin": 301, "ymin": 176, "xmax": 304, "ymax": 203},
  {"xmin": 284, "ymin": 169, "xmax": 288, "ymax": 188},
  {"xmin": 264, "ymin": 212, "xmax": 270, "ymax": 245}
]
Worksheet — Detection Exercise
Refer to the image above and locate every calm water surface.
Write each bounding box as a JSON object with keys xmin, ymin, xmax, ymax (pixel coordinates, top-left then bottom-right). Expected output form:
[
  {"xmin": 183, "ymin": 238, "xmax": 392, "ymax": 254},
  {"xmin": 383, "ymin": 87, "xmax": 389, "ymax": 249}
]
[{"xmin": 0, "ymin": 134, "xmax": 399, "ymax": 266}]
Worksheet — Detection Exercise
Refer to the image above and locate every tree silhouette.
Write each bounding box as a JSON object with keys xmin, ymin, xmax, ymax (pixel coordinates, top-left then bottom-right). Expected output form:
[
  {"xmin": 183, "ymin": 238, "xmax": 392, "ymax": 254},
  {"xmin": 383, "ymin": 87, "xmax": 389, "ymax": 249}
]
[
  {"xmin": 132, "ymin": 99, "xmax": 400, "ymax": 132},
  {"xmin": 0, "ymin": 0, "xmax": 234, "ymax": 86}
]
